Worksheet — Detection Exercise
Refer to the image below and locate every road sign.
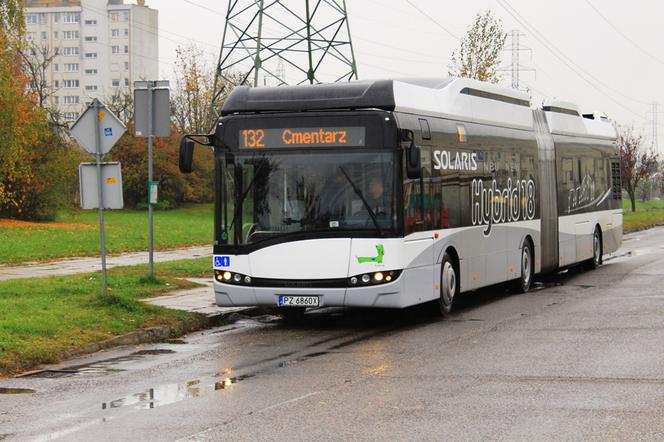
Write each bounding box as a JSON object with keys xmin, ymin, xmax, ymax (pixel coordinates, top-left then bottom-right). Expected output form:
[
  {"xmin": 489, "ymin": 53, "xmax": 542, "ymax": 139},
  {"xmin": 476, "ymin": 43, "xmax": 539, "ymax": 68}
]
[
  {"xmin": 134, "ymin": 87, "xmax": 170, "ymax": 137},
  {"xmin": 68, "ymin": 99, "xmax": 126, "ymax": 294},
  {"xmin": 133, "ymin": 80, "xmax": 171, "ymax": 277},
  {"xmin": 70, "ymin": 100, "xmax": 126, "ymax": 156},
  {"xmin": 79, "ymin": 162, "xmax": 124, "ymax": 209}
]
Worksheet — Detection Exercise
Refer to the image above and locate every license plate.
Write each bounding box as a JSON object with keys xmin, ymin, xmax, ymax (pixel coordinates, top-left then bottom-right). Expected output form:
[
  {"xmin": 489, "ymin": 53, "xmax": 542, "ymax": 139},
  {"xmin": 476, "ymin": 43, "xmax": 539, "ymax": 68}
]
[{"xmin": 278, "ymin": 295, "xmax": 319, "ymax": 307}]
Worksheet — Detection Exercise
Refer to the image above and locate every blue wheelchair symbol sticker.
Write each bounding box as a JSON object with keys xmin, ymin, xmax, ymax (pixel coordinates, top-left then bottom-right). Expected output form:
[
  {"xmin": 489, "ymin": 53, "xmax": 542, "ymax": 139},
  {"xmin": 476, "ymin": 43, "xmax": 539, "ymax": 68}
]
[
  {"xmin": 214, "ymin": 256, "xmax": 230, "ymax": 267},
  {"xmin": 104, "ymin": 127, "xmax": 113, "ymax": 137}
]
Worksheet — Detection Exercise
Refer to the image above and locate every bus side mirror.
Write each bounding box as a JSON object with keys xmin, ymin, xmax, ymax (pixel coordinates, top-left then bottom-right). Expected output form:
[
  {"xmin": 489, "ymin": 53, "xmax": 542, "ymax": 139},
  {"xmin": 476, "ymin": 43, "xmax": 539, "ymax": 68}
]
[
  {"xmin": 179, "ymin": 137, "xmax": 195, "ymax": 174},
  {"xmin": 406, "ymin": 144, "xmax": 421, "ymax": 179}
]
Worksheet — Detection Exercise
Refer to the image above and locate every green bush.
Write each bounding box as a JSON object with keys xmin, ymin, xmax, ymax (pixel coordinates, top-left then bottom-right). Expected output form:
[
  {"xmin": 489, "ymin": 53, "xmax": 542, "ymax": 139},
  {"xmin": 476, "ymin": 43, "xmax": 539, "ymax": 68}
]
[
  {"xmin": 109, "ymin": 126, "xmax": 214, "ymax": 209},
  {"xmin": 0, "ymin": 135, "xmax": 82, "ymax": 221}
]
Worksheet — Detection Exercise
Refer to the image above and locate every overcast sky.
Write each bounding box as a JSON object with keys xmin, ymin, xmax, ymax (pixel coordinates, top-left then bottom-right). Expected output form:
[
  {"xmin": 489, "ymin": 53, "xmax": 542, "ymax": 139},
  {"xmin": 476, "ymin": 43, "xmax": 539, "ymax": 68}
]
[{"xmin": 151, "ymin": 0, "xmax": 663, "ymax": 149}]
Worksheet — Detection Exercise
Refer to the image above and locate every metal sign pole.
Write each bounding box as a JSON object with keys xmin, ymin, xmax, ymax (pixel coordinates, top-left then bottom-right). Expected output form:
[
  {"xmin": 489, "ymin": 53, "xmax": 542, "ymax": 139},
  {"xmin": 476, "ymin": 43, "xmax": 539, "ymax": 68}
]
[
  {"xmin": 93, "ymin": 99, "xmax": 108, "ymax": 292},
  {"xmin": 147, "ymin": 81, "xmax": 154, "ymax": 277}
]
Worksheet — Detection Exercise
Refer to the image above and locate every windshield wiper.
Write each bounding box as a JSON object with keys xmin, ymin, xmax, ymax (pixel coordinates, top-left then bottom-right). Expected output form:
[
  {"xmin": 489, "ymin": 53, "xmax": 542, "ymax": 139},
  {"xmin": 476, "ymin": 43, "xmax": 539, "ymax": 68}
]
[
  {"xmin": 230, "ymin": 160, "xmax": 267, "ymax": 231},
  {"xmin": 338, "ymin": 166, "xmax": 384, "ymax": 237}
]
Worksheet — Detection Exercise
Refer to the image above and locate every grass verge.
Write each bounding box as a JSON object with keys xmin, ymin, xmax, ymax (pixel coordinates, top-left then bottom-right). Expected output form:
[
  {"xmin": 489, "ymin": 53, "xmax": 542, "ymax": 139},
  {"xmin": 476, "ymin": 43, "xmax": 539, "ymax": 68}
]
[
  {"xmin": 0, "ymin": 257, "xmax": 212, "ymax": 375},
  {"xmin": 622, "ymin": 198, "xmax": 664, "ymax": 233},
  {"xmin": 623, "ymin": 209, "xmax": 664, "ymax": 233},
  {"xmin": 0, "ymin": 204, "xmax": 213, "ymax": 265}
]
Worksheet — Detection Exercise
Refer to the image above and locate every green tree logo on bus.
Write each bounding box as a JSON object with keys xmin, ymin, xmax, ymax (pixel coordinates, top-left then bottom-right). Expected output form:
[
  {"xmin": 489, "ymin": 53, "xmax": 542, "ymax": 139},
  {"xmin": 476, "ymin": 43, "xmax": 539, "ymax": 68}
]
[{"xmin": 357, "ymin": 244, "xmax": 385, "ymax": 264}]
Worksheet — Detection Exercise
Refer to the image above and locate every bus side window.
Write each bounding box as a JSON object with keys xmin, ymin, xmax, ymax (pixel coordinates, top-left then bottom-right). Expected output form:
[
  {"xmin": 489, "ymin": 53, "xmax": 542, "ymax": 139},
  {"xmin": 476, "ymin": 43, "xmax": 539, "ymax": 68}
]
[
  {"xmin": 403, "ymin": 179, "xmax": 422, "ymax": 234},
  {"xmin": 403, "ymin": 150, "xmax": 423, "ymax": 234},
  {"xmin": 421, "ymin": 147, "xmax": 433, "ymax": 231},
  {"xmin": 432, "ymin": 146, "xmax": 462, "ymax": 229}
]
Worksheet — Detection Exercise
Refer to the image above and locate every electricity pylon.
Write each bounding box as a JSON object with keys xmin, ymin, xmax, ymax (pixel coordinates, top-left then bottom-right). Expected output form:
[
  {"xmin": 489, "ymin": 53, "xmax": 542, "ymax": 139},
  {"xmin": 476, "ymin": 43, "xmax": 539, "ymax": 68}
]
[
  {"xmin": 499, "ymin": 29, "xmax": 535, "ymax": 91},
  {"xmin": 647, "ymin": 102, "xmax": 660, "ymax": 154},
  {"xmin": 211, "ymin": 0, "xmax": 359, "ymax": 115}
]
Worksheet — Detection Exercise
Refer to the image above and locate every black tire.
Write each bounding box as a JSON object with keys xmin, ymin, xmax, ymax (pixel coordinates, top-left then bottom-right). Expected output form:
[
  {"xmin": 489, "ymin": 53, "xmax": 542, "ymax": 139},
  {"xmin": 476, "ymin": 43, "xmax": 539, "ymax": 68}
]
[
  {"xmin": 514, "ymin": 239, "xmax": 533, "ymax": 293},
  {"xmin": 585, "ymin": 227, "xmax": 603, "ymax": 270},
  {"xmin": 280, "ymin": 307, "xmax": 306, "ymax": 323},
  {"xmin": 432, "ymin": 252, "xmax": 459, "ymax": 316}
]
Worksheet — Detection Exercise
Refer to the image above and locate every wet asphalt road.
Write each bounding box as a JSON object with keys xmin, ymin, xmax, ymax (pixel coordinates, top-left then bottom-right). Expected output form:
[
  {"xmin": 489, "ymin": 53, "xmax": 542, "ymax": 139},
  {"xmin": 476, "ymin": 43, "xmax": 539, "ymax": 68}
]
[{"xmin": 2, "ymin": 227, "xmax": 664, "ymax": 441}]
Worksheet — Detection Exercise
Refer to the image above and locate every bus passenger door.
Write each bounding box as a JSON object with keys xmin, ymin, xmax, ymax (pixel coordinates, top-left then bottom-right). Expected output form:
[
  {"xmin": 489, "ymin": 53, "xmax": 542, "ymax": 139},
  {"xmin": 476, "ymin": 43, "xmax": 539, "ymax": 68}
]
[{"xmin": 403, "ymin": 147, "xmax": 436, "ymax": 305}]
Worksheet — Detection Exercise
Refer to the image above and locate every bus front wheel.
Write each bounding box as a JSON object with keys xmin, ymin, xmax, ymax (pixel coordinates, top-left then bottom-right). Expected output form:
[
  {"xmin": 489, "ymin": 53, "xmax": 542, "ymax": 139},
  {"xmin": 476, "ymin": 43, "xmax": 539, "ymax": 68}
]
[{"xmin": 434, "ymin": 253, "xmax": 459, "ymax": 316}]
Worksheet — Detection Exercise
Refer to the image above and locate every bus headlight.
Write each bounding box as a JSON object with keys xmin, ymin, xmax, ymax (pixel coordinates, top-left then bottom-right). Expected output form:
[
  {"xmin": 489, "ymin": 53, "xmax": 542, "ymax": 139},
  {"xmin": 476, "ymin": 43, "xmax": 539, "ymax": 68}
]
[
  {"xmin": 215, "ymin": 270, "xmax": 253, "ymax": 285},
  {"xmin": 348, "ymin": 270, "xmax": 401, "ymax": 287}
]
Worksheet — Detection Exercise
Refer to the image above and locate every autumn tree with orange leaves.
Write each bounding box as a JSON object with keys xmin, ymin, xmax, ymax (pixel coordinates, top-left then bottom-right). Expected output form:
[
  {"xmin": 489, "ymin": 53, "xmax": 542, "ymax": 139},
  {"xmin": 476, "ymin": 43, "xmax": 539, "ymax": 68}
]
[{"xmin": 0, "ymin": 0, "xmax": 75, "ymax": 220}]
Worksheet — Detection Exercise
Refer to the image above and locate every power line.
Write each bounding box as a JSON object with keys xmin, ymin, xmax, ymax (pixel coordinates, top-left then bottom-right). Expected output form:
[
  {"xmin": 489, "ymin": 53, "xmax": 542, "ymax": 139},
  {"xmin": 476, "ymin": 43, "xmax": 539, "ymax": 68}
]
[
  {"xmin": 84, "ymin": 3, "xmax": 219, "ymax": 52},
  {"xmin": 498, "ymin": 0, "xmax": 649, "ymax": 107},
  {"xmin": 495, "ymin": 0, "xmax": 647, "ymax": 120},
  {"xmin": 351, "ymin": 13, "xmax": 448, "ymax": 36},
  {"xmin": 183, "ymin": 0, "xmax": 225, "ymax": 16},
  {"xmin": 584, "ymin": 0, "xmax": 664, "ymax": 67},
  {"xmin": 403, "ymin": 0, "xmax": 460, "ymax": 41}
]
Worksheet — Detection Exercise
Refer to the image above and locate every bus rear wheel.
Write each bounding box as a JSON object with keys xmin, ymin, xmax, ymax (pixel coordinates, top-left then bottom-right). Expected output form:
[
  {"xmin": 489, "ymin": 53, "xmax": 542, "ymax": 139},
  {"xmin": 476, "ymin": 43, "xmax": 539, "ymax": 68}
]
[
  {"xmin": 433, "ymin": 253, "xmax": 459, "ymax": 316},
  {"xmin": 585, "ymin": 227, "xmax": 603, "ymax": 270},
  {"xmin": 514, "ymin": 239, "xmax": 533, "ymax": 293}
]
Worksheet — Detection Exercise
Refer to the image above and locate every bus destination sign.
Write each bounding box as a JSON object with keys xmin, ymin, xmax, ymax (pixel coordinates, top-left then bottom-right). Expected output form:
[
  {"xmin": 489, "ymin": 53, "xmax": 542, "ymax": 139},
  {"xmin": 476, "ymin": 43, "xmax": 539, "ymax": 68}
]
[{"xmin": 239, "ymin": 127, "xmax": 365, "ymax": 149}]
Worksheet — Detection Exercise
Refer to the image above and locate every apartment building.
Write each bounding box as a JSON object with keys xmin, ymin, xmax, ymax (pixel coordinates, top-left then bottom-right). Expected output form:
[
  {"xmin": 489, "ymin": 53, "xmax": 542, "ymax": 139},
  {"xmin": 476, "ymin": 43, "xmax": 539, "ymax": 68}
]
[{"xmin": 24, "ymin": 0, "xmax": 158, "ymax": 121}]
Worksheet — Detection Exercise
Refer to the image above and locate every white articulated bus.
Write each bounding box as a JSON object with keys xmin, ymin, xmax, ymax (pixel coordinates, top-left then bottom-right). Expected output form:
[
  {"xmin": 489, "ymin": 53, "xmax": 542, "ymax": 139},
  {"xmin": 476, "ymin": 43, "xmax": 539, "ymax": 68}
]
[{"xmin": 179, "ymin": 78, "xmax": 622, "ymax": 319}]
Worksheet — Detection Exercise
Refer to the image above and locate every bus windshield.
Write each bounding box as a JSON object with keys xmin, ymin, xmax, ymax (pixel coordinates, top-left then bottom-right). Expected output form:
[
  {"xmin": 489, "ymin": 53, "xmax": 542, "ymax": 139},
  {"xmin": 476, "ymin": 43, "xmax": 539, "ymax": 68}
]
[{"xmin": 223, "ymin": 150, "xmax": 397, "ymax": 245}]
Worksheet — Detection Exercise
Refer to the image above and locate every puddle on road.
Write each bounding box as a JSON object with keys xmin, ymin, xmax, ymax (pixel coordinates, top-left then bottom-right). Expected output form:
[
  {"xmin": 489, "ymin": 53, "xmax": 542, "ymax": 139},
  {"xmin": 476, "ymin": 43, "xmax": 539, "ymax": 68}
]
[
  {"xmin": 215, "ymin": 374, "xmax": 254, "ymax": 390},
  {"xmin": 102, "ymin": 373, "xmax": 258, "ymax": 410},
  {"xmin": 99, "ymin": 331, "xmax": 383, "ymax": 411},
  {"xmin": 20, "ymin": 348, "xmax": 178, "ymax": 378},
  {"xmin": 0, "ymin": 387, "xmax": 35, "ymax": 394},
  {"xmin": 130, "ymin": 349, "xmax": 176, "ymax": 356},
  {"xmin": 102, "ymin": 380, "xmax": 202, "ymax": 410}
]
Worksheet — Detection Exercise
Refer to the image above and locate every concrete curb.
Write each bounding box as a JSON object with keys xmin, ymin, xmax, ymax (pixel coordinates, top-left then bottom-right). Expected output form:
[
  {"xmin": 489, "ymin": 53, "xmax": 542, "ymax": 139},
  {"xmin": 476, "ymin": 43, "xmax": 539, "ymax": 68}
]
[
  {"xmin": 69, "ymin": 306, "xmax": 266, "ymax": 358},
  {"xmin": 10, "ymin": 306, "xmax": 266, "ymax": 377}
]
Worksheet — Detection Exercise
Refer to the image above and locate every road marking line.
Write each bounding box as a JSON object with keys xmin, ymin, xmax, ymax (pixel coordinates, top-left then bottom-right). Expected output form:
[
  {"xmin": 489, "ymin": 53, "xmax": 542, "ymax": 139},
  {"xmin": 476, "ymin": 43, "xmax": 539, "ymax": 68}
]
[
  {"xmin": 177, "ymin": 391, "xmax": 322, "ymax": 441},
  {"xmin": 256, "ymin": 391, "xmax": 322, "ymax": 414}
]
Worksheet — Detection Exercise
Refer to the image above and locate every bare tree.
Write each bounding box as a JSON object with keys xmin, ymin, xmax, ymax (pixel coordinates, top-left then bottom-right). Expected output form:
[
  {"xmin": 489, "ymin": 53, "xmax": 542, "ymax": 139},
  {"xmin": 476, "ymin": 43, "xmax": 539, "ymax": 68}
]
[
  {"xmin": 104, "ymin": 88, "xmax": 134, "ymax": 126},
  {"xmin": 18, "ymin": 41, "xmax": 70, "ymax": 137},
  {"xmin": 448, "ymin": 10, "xmax": 507, "ymax": 83},
  {"xmin": 619, "ymin": 125, "xmax": 659, "ymax": 212},
  {"xmin": 171, "ymin": 44, "xmax": 244, "ymax": 134},
  {"xmin": 171, "ymin": 45, "xmax": 216, "ymax": 134},
  {"xmin": 19, "ymin": 42, "xmax": 58, "ymax": 107}
]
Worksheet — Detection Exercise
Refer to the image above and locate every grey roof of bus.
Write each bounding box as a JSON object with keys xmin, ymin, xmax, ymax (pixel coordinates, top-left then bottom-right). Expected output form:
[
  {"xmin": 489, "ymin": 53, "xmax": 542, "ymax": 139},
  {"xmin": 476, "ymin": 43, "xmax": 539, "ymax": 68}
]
[
  {"xmin": 221, "ymin": 79, "xmax": 397, "ymax": 115},
  {"xmin": 220, "ymin": 77, "xmax": 533, "ymax": 130},
  {"xmin": 220, "ymin": 78, "xmax": 614, "ymax": 139}
]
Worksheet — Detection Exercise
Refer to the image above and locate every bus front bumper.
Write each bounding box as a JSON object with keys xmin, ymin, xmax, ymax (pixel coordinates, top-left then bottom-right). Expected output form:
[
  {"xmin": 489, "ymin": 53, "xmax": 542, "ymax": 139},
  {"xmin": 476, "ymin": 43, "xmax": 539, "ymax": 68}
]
[{"xmin": 213, "ymin": 277, "xmax": 407, "ymax": 309}]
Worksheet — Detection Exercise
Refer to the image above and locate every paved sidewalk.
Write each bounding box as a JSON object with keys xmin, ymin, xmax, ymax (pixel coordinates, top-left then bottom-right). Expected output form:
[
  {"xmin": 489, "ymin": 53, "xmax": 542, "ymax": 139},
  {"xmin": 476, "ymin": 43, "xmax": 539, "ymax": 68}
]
[
  {"xmin": 0, "ymin": 246, "xmax": 211, "ymax": 281},
  {"xmin": 143, "ymin": 278, "xmax": 248, "ymax": 317}
]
